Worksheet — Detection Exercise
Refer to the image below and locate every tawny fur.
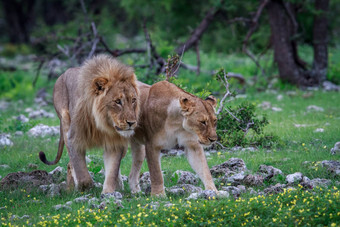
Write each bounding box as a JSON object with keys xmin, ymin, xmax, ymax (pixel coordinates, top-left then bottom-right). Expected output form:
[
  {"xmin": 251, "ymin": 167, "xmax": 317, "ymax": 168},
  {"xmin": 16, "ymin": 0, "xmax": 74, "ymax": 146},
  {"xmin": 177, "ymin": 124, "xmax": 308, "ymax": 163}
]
[
  {"xmin": 129, "ymin": 81, "xmax": 218, "ymax": 196},
  {"xmin": 39, "ymin": 54, "xmax": 140, "ymax": 193}
]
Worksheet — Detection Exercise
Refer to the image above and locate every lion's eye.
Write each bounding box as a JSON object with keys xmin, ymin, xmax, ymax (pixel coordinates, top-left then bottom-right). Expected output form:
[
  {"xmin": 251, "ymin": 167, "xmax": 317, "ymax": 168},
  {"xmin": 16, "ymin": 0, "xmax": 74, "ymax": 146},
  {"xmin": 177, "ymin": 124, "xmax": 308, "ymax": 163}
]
[
  {"xmin": 115, "ymin": 99, "xmax": 122, "ymax": 105},
  {"xmin": 200, "ymin": 121, "xmax": 207, "ymax": 126},
  {"xmin": 132, "ymin": 98, "xmax": 136, "ymax": 104}
]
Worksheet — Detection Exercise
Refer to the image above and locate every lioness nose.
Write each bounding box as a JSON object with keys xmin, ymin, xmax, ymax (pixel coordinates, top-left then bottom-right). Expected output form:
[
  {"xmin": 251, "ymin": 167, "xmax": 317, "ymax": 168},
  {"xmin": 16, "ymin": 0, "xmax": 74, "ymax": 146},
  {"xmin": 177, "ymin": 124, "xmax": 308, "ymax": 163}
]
[
  {"xmin": 208, "ymin": 137, "xmax": 217, "ymax": 143},
  {"xmin": 127, "ymin": 121, "xmax": 136, "ymax": 127}
]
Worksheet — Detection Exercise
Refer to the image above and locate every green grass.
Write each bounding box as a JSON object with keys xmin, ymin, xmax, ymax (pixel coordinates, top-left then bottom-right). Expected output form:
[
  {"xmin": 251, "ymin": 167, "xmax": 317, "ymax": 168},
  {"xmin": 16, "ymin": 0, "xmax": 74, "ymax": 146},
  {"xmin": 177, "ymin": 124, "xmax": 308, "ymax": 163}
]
[{"xmin": 1, "ymin": 52, "xmax": 340, "ymax": 226}]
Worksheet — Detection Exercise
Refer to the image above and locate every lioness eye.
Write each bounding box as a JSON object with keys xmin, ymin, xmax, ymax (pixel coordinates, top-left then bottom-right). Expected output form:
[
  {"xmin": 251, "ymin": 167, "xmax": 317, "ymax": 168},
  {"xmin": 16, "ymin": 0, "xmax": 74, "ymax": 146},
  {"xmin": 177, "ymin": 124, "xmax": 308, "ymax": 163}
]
[
  {"xmin": 115, "ymin": 99, "xmax": 122, "ymax": 105},
  {"xmin": 132, "ymin": 98, "xmax": 136, "ymax": 103},
  {"xmin": 200, "ymin": 121, "xmax": 207, "ymax": 126}
]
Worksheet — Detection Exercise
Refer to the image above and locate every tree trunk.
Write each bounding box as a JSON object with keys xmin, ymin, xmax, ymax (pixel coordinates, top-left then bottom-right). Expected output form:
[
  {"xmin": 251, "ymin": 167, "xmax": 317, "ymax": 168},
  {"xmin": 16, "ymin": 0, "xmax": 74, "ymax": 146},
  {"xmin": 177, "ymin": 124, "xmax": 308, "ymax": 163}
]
[
  {"xmin": 1, "ymin": 0, "xmax": 36, "ymax": 43},
  {"xmin": 312, "ymin": 0, "xmax": 329, "ymax": 84},
  {"xmin": 266, "ymin": 0, "xmax": 329, "ymax": 86},
  {"xmin": 267, "ymin": 0, "xmax": 304, "ymax": 85}
]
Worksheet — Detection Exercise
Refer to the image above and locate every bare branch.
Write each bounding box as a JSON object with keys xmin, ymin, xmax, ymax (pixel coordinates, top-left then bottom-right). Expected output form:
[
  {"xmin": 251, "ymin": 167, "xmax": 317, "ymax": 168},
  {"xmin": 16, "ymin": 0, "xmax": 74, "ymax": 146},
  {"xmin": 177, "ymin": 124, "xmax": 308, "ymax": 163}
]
[
  {"xmin": 223, "ymin": 107, "xmax": 241, "ymax": 123},
  {"xmin": 143, "ymin": 21, "xmax": 166, "ymax": 74},
  {"xmin": 180, "ymin": 63, "xmax": 246, "ymax": 84},
  {"xmin": 216, "ymin": 70, "xmax": 233, "ymax": 115},
  {"xmin": 98, "ymin": 37, "xmax": 146, "ymax": 57},
  {"xmin": 33, "ymin": 59, "xmax": 45, "ymax": 87},
  {"xmin": 242, "ymin": 0, "xmax": 270, "ymax": 76},
  {"xmin": 175, "ymin": 6, "xmax": 220, "ymax": 55},
  {"xmin": 195, "ymin": 42, "xmax": 200, "ymax": 75},
  {"xmin": 226, "ymin": 17, "xmax": 251, "ymax": 24}
]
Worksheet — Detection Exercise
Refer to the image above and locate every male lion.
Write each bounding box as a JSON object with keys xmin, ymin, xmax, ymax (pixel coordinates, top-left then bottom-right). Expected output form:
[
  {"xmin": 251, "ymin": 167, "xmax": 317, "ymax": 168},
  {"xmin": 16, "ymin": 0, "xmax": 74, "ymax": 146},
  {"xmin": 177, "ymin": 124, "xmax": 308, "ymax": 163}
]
[
  {"xmin": 39, "ymin": 54, "xmax": 139, "ymax": 193},
  {"xmin": 128, "ymin": 81, "xmax": 218, "ymax": 196}
]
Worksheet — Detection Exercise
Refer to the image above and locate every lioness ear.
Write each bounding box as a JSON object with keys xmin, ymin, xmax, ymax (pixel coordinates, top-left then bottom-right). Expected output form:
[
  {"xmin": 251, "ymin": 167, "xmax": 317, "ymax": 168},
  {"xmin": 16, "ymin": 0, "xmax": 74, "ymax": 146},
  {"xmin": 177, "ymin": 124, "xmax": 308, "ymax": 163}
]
[
  {"xmin": 92, "ymin": 77, "xmax": 109, "ymax": 95},
  {"xmin": 205, "ymin": 95, "xmax": 217, "ymax": 108},
  {"xmin": 179, "ymin": 97, "xmax": 194, "ymax": 116}
]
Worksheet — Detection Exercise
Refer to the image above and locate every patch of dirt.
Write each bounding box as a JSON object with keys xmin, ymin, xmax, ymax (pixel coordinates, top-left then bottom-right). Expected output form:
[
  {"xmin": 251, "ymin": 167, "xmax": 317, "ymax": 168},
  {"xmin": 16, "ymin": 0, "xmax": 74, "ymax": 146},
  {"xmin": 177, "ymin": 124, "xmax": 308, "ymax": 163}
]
[{"xmin": 0, "ymin": 170, "xmax": 53, "ymax": 191}]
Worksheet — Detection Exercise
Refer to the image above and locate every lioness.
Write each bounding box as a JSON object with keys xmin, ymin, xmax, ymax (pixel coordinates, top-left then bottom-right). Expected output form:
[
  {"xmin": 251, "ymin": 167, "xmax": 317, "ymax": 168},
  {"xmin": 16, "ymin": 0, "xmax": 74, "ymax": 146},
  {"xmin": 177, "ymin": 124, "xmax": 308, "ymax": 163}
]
[
  {"xmin": 129, "ymin": 81, "xmax": 218, "ymax": 196},
  {"xmin": 39, "ymin": 54, "xmax": 139, "ymax": 193}
]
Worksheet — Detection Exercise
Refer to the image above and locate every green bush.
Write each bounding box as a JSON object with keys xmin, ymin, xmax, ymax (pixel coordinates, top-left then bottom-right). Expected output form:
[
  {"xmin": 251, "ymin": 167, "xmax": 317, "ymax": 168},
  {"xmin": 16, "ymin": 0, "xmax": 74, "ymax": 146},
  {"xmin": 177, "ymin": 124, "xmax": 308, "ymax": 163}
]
[{"xmin": 217, "ymin": 101, "xmax": 279, "ymax": 148}]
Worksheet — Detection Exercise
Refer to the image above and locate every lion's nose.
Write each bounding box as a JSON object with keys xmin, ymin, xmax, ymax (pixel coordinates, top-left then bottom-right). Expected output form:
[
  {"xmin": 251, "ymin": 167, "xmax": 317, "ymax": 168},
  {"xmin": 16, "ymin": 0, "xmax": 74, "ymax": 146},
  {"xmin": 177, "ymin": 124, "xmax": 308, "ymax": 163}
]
[
  {"xmin": 208, "ymin": 137, "xmax": 217, "ymax": 143},
  {"xmin": 127, "ymin": 121, "xmax": 136, "ymax": 127}
]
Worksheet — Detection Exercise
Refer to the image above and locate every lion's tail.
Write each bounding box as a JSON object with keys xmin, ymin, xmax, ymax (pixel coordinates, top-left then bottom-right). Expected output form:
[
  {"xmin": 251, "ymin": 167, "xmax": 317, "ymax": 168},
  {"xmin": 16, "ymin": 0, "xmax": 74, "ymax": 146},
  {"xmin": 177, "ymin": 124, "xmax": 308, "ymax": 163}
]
[{"xmin": 39, "ymin": 123, "xmax": 65, "ymax": 165}]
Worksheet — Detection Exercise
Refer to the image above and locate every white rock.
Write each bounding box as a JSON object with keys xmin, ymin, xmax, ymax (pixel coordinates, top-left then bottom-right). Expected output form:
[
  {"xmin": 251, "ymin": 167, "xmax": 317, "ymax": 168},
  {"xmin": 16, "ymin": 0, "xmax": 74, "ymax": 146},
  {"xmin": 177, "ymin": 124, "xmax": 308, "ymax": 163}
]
[
  {"xmin": 293, "ymin": 123, "xmax": 315, "ymax": 128},
  {"xmin": 216, "ymin": 190, "xmax": 230, "ymax": 199},
  {"xmin": 322, "ymin": 81, "xmax": 340, "ymax": 91},
  {"xmin": 286, "ymin": 172, "xmax": 303, "ymax": 184},
  {"xmin": 331, "ymin": 142, "xmax": 340, "ymax": 155},
  {"xmin": 173, "ymin": 170, "xmax": 199, "ymax": 185},
  {"xmin": 271, "ymin": 107, "xmax": 282, "ymax": 112},
  {"xmin": 28, "ymin": 124, "xmax": 60, "ymax": 137},
  {"xmin": 49, "ymin": 166, "xmax": 65, "ymax": 175},
  {"xmin": 14, "ymin": 131, "xmax": 24, "ymax": 136},
  {"xmin": 258, "ymin": 101, "xmax": 271, "ymax": 110},
  {"xmin": 0, "ymin": 100, "xmax": 9, "ymax": 111},
  {"xmin": 276, "ymin": 94, "xmax": 283, "ymax": 101},
  {"xmin": 307, "ymin": 105, "xmax": 324, "ymax": 112},
  {"xmin": 28, "ymin": 109, "xmax": 55, "ymax": 119},
  {"xmin": 0, "ymin": 164, "xmax": 10, "ymax": 169},
  {"xmin": 54, "ymin": 204, "xmax": 72, "ymax": 211},
  {"xmin": 186, "ymin": 193, "xmax": 199, "ymax": 200},
  {"xmin": 314, "ymin": 128, "xmax": 324, "ymax": 133},
  {"xmin": 0, "ymin": 134, "xmax": 13, "ymax": 147},
  {"xmin": 16, "ymin": 114, "xmax": 29, "ymax": 123}
]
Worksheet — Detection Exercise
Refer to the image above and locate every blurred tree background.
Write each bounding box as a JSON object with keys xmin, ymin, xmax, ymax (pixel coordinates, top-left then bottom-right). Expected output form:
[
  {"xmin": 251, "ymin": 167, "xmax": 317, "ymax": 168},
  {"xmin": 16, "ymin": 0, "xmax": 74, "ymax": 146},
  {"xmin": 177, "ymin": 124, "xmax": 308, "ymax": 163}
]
[{"xmin": 0, "ymin": 0, "xmax": 340, "ymax": 88}]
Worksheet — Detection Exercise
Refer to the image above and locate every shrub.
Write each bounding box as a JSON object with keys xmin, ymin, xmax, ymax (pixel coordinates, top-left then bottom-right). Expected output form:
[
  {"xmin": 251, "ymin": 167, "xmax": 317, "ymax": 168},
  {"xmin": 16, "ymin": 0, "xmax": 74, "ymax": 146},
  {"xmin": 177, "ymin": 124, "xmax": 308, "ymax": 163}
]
[{"xmin": 217, "ymin": 101, "xmax": 279, "ymax": 147}]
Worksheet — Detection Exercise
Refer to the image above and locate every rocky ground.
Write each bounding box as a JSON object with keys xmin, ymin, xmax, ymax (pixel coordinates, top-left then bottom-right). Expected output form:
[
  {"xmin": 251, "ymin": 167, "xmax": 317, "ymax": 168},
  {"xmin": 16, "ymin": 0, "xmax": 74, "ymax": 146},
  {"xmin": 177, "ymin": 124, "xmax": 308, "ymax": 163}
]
[{"xmin": 1, "ymin": 155, "xmax": 339, "ymax": 216}]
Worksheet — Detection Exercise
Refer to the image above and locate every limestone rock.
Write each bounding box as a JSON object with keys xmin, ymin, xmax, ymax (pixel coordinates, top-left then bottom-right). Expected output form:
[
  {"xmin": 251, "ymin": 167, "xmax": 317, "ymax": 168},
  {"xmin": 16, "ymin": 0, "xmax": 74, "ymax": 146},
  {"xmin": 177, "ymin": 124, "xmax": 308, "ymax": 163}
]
[
  {"xmin": 28, "ymin": 109, "xmax": 55, "ymax": 119},
  {"xmin": 258, "ymin": 165, "xmax": 283, "ymax": 179},
  {"xmin": 322, "ymin": 81, "xmax": 340, "ymax": 91},
  {"xmin": 320, "ymin": 160, "xmax": 340, "ymax": 176},
  {"xmin": 101, "ymin": 191, "xmax": 123, "ymax": 200},
  {"xmin": 210, "ymin": 158, "xmax": 247, "ymax": 177},
  {"xmin": 286, "ymin": 172, "xmax": 303, "ymax": 184},
  {"xmin": 16, "ymin": 114, "xmax": 29, "ymax": 123},
  {"xmin": 54, "ymin": 204, "xmax": 72, "ymax": 211},
  {"xmin": 140, "ymin": 172, "xmax": 151, "ymax": 194},
  {"xmin": 28, "ymin": 124, "xmax": 60, "ymax": 137},
  {"xmin": 264, "ymin": 183, "xmax": 286, "ymax": 194},
  {"xmin": 173, "ymin": 170, "xmax": 199, "ymax": 185},
  {"xmin": 216, "ymin": 190, "xmax": 230, "ymax": 199},
  {"xmin": 48, "ymin": 166, "xmax": 65, "ymax": 183},
  {"xmin": 221, "ymin": 186, "xmax": 242, "ymax": 198},
  {"xmin": 307, "ymin": 105, "xmax": 324, "ymax": 112},
  {"xmin": 242, "ymin": 174, "xmax": 264, "ymax": 186},
  {"xmin": 331, "ymin": 142, "xmax": 340, "ymax": 155},
  {"xmin": 0, "ymin": 134, "xmax": 13, "ymax": 147},
  {"xmin": 74, "ymin": 194, "xmax": 92, "ymax": 203}
]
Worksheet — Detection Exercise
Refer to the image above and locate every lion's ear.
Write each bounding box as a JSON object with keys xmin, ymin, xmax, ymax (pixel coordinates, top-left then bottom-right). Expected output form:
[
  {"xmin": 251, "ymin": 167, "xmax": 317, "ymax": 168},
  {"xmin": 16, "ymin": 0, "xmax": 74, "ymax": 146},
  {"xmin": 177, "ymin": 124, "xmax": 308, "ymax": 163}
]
[
  {"xmin": 92, "ymin": 77, "xmax": 109, "ymax": 95},
  {"xmin": 179, "ymin": 97, "xmax": 194, "ymax": 116},
  {"xmin": 205, "ymin": 95, "xmax": 217, "ymax": 108}
]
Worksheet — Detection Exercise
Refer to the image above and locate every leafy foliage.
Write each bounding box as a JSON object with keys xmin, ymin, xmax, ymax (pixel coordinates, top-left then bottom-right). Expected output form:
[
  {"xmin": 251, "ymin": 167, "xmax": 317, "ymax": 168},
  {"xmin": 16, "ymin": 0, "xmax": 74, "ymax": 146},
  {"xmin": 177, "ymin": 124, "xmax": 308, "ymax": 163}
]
[{"xmin": 217, "ymin": 101, "xmax": 279, "ymax": 147}]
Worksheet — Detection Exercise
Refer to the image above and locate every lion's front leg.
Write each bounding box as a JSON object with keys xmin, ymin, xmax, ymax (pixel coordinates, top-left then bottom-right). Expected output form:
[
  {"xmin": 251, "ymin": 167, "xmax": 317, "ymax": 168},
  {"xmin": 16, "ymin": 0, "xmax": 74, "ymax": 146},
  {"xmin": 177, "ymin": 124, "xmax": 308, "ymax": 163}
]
[
  {"xmin": 102, "ymin": 145, "xmax": 127, "ymax": 194},
  {"xmin": 129, "ymin": 142, "xmax": 146, "ymax": 194},
  {"xmin": 145, "ymin": 144, "xmax": 165, "ymax": 196},
  {"xmin": 185, "ymin": 143, "xmax": 217, "ymax": 192}
]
